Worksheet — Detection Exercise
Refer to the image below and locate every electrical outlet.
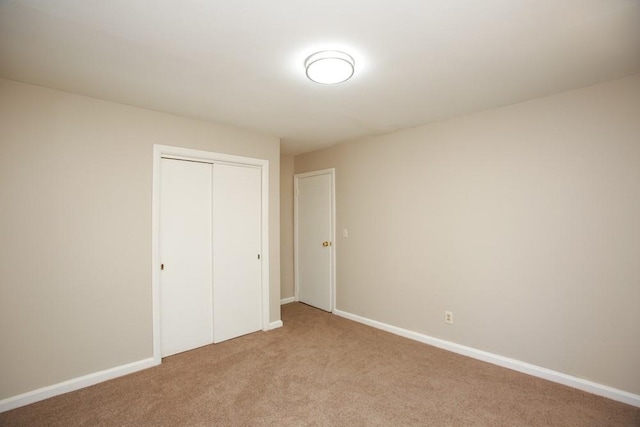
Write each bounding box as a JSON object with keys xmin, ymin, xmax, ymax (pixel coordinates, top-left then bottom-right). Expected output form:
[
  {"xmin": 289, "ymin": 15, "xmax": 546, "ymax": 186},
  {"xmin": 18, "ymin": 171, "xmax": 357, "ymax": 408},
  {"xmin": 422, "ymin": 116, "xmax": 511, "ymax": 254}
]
[{"xmin": 444, "ymin": 311, "xmax": 453, "ymax": 325}]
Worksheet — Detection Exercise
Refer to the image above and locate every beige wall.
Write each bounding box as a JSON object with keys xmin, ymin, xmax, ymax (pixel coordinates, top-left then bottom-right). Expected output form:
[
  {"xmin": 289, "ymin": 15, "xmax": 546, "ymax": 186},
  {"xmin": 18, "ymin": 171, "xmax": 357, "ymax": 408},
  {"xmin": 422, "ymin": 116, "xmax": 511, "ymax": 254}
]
[
  {"xmin": 295, "ymin": 74, "xmax": 640, "ymax": 395},
  {"xmin": 0, "ymin": 78, "xmax": 281, "ymax": 399},
  {"xmin": 280, "ymin": 154, "xmax": 295, "ymax": 300}
]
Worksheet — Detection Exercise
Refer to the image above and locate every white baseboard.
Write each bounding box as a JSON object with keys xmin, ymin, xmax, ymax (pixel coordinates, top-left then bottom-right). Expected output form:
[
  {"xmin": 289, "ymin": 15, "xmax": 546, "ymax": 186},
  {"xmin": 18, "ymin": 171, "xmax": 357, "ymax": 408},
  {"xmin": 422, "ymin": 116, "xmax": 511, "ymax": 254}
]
[
  {"xmin": 269, "ymin": 320, "xmax": 283, "ymax": 330},
  {"xmin": 5, "ymin": 314, "xmax": 636, "ymax": 413},
  {"xmin": 333, "ymin": 309, "xmax": 640, "ymax": 408},
  {"xmin": 280, "ymin": 296, "xmax": 295, "ymax": 305},
  {"xmin": 0, "ymin": 357, "xmax": 159, "ymax": 413},
  {"xmin": 2, "ymin": 319, "xmax": 283, "ymax": 413}
]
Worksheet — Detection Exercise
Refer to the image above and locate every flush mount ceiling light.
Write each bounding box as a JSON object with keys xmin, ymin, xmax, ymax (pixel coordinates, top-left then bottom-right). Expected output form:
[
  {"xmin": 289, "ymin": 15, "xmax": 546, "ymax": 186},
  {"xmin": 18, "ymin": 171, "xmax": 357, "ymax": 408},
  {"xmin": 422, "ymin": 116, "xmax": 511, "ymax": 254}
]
[{"xmin": 305, "ymin": 50, "xmax": 355, "ymax": 85}]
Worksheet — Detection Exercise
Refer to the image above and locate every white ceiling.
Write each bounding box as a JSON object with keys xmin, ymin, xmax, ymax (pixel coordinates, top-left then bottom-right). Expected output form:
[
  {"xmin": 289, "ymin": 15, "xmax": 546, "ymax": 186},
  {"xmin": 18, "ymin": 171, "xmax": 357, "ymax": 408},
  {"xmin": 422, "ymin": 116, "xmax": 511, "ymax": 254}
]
[{"xmin": 1, "ymin": 1, "xmax": 639, "ymax": 155}]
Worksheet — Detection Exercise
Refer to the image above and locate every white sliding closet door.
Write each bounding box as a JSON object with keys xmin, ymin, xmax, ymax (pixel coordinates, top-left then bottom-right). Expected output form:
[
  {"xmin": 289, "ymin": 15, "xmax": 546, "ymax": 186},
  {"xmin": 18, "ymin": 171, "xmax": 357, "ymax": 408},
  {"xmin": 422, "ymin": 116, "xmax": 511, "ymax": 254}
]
[
  {"xmin": 160, "ymin": 158, "xmax": 213, "ymax": 357},
  {"xmin": 160, "ymin": 158, "xmax": 263, "ymax": 357},
  {"xmin": 212, "ymin": 164, "xmax": 262, "ymax": 343}
]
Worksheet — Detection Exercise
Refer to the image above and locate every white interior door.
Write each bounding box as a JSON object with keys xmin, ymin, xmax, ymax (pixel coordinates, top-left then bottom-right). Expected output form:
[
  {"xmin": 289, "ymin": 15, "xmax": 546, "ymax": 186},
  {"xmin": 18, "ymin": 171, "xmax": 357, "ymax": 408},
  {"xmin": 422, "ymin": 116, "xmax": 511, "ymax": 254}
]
[
  {"xmin": 212, "ymin": 164, "xmax": 262, "ymax": 343},
  {"xmin": 160, "ymin": 158, "xmax": 213, "ymax": 357},
  {"xmin": 296, "ymin": 170, "xmax": 334, "ymax": 312}
]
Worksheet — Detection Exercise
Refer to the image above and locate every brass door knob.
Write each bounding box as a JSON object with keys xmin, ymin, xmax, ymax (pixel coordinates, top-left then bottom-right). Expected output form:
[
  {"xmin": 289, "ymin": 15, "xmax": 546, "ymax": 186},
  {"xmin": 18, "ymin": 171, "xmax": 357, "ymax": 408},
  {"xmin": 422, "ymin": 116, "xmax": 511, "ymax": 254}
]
[{"xmin": 322, "ymin": 241, "xmax": 331, "ymax": 247}]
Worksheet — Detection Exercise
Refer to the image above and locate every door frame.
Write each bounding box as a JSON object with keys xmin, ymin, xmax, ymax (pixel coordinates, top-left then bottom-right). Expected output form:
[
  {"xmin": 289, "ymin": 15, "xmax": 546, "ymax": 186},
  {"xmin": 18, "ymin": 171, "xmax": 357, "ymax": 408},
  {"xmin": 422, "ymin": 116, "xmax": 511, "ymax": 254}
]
[
  {"xmin": 152, "ymin": 144, "xmax": 270, "ymax": 364},
  {"xmin": 293, "ymin": 168, "xmax": 336, "ymax": 312}
]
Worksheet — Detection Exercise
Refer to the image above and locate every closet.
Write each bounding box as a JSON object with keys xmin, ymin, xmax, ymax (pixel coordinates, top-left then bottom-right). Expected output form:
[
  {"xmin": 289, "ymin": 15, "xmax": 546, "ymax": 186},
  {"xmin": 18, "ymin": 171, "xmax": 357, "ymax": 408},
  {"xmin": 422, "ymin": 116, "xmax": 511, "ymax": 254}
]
[{"xmin": 159, "ymin": 157, "xmax": 262, "ymax": 357}]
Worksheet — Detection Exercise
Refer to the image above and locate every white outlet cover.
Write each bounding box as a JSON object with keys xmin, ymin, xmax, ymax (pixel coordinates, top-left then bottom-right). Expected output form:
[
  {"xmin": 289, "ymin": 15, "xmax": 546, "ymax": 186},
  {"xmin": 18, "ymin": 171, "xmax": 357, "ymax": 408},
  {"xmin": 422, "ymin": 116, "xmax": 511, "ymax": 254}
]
[{"xmin": 445, "ymin": 311, "xmax": 453, "ymax": 324}]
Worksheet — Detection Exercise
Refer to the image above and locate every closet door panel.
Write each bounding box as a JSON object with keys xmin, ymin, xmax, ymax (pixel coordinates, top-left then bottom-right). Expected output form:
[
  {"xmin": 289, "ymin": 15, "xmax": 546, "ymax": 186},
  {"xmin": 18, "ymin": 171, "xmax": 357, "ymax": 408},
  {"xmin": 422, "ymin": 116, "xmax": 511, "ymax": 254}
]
[
  {"xmin": 212, "ymin": 164, "xmax": 262, "ymax": 343},
  {"xmin": 160, "ymin": 158, "xmax": 213, "ymax": 357}
]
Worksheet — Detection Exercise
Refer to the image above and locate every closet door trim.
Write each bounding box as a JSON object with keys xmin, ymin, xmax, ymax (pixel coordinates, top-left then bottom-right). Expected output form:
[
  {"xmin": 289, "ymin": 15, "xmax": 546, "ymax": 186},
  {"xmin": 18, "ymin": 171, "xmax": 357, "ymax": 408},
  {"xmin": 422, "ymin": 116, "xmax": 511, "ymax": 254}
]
[{"xmin": 151, "ymin": 144, "xmax": 270, "ymax": 364}]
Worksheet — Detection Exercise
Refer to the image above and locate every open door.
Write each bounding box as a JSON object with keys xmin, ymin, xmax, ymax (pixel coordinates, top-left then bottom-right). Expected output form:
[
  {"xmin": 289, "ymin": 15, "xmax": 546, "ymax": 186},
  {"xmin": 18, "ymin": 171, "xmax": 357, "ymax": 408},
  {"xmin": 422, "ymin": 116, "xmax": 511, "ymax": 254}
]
[{"xmin": 295, "ymin": 169, "xmax": 335, "ymax": 312}]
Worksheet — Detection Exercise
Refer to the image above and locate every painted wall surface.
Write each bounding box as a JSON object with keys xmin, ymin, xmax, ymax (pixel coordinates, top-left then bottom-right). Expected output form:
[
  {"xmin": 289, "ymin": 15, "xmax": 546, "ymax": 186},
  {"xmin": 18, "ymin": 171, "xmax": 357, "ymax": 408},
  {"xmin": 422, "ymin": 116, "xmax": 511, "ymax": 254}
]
[
  {"xmin": 280, "ymin": 154, "xmax": 295, "ymax": 300},
  {"xmin": 0, "ymin": 79, "xmax": 281, "ymax": 399},
  {"xmin": 294, "ymin": 74, "xmax": 640, "ymax": 395}
]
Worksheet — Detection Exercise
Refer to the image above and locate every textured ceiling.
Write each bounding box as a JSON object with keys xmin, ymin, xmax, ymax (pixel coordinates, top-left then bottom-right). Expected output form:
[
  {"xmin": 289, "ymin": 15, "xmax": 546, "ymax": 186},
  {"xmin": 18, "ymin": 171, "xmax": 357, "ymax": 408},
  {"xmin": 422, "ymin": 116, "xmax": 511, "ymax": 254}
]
[{"xmin": 1, "ymin": 0, "xmax": 639, "ymax": 154}]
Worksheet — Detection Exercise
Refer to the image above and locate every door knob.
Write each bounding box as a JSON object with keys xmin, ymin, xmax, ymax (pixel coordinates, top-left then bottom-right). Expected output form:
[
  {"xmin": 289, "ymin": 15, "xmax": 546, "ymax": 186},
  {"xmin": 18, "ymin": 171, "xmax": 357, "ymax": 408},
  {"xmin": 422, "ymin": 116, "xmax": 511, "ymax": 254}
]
[{"xmin": 322, "ymin": 241, "xmax": 331, "ymax": 247}]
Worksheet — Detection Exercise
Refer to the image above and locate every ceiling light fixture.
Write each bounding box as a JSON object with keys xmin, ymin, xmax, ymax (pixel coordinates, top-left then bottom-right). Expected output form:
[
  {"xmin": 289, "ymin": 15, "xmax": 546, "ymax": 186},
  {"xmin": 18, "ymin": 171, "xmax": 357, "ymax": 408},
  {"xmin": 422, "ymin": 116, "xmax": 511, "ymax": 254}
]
[{"xmin": 305, "ymin": 50, "xmax": 355, "ymax": 85}]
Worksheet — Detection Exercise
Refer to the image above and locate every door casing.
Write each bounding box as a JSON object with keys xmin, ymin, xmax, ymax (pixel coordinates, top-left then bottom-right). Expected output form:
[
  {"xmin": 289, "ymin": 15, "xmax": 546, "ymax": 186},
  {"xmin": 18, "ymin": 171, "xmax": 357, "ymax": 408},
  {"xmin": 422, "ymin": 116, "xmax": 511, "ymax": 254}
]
[{"xmin": 152, "ymin": 144, "xmax": 270, "ymax": 364}]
